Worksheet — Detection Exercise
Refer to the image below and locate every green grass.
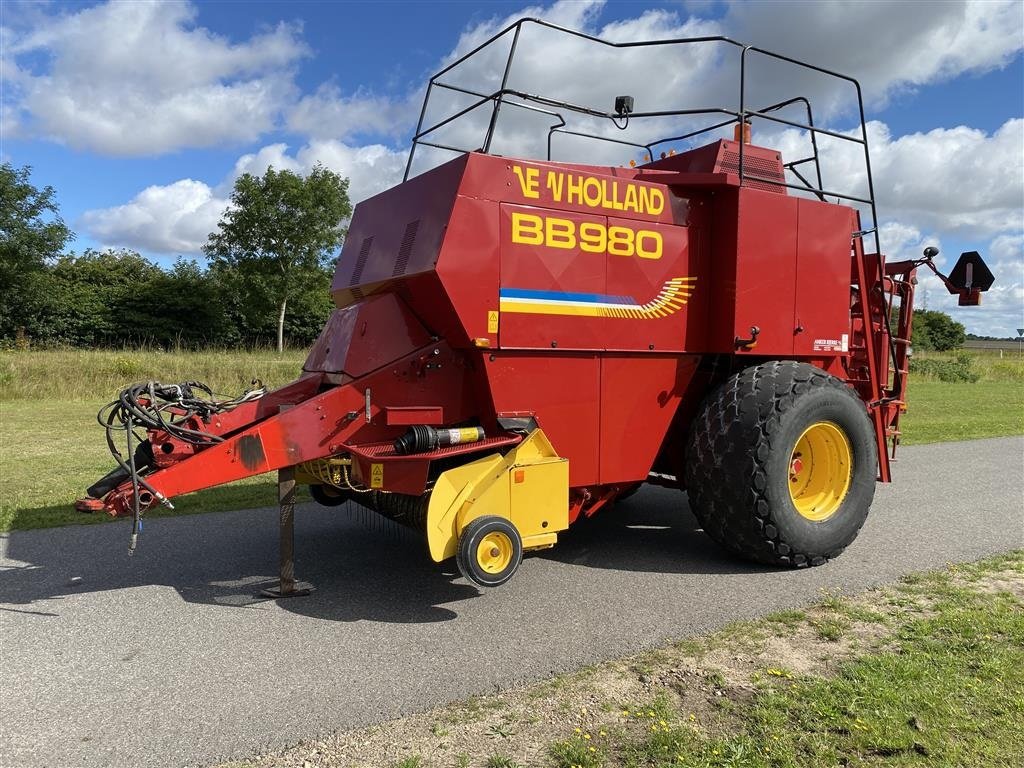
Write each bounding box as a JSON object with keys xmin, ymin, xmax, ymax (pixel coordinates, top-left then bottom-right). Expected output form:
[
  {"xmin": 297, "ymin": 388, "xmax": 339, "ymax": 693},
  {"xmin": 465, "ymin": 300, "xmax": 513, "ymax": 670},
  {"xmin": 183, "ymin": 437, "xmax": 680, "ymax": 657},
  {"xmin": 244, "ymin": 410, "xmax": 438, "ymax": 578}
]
[
  {"xmin": 0, "ymin": 347, "xmax": 308, "ymax": 531},
  {"xmin": 738, "ymin": 579, "xmax": 1024, "ymax": 767},
  {"xmin": 0, "ymin": 347, "xmax": 306, "ymax": 401},
  {"xmin": 899, "ymin": 380, "xmax": 1024, "ymax": 444}
]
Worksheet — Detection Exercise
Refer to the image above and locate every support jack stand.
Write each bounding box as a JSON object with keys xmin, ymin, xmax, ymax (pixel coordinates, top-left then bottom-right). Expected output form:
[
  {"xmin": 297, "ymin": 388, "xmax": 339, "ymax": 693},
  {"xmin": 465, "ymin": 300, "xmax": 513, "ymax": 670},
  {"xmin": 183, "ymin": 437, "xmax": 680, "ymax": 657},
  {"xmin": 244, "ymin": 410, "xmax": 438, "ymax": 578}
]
[{"xmin": 260, "ymin": 466, "xmax": 314, "ymax": 599}]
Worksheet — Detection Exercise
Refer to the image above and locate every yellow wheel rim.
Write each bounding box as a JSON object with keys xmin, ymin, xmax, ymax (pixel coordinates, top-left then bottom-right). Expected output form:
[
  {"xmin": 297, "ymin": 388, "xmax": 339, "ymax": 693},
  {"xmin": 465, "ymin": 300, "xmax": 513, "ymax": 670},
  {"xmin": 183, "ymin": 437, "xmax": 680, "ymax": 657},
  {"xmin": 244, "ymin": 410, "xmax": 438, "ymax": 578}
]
[
  {"xmin": 788, "ymin": 421, "xmax": 852, "ymax": 521},
  {"xmin": 476, "ymin": 531, "xmax": 514, "ymax": 574}
]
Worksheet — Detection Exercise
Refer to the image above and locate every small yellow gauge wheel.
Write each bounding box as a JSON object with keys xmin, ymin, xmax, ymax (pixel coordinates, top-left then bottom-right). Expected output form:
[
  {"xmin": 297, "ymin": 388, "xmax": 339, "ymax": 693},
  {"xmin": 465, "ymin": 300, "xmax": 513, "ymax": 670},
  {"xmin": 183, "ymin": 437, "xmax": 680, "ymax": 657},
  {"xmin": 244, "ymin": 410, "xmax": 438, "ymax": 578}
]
[
  {"xmin": 457, "ymin": 516, "xmax": 523, "ymax": 587},
  {"xmin": 788, "ymin": 421, "xmax": 852, "ymax": 521}
]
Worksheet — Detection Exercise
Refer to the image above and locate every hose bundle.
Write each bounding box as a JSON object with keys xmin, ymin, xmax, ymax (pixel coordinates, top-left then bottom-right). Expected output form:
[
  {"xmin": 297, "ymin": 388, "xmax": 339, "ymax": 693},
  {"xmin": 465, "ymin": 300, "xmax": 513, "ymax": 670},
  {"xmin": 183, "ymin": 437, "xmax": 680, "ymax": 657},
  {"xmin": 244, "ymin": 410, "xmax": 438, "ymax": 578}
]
[
  {"xmin": 94, "ymin": 379, "xmax": 265, "ymax": 553},
  {"xmin": 98, "ymin": 380, "xmax": 266, "ymax": 449}
]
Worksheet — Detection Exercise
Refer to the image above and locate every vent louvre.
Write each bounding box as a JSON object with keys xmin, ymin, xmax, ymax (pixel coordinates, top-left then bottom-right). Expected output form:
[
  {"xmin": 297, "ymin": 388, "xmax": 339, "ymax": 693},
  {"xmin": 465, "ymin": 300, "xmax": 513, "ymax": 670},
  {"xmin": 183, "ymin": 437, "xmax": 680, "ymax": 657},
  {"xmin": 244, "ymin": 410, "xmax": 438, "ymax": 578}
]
[
  {"xmin": 393, "ymin": 220, "xmax": 420, "ymax": 277},
  {"xmin": 350, "ymin": 236, "xmax": 374, "ymax": 285},
  {"xmin": 718, "ymin": 150, "xmax": 786, "ymax": 193}
]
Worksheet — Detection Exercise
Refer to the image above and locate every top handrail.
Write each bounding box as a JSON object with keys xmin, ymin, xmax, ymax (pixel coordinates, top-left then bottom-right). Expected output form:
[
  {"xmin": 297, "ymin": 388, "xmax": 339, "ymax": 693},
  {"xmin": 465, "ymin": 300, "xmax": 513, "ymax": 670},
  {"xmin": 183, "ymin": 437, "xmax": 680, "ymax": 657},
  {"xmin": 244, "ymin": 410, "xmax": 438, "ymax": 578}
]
[{"xmin": 404, "ymin": 17, "xmax": 878, "ymax": 253}]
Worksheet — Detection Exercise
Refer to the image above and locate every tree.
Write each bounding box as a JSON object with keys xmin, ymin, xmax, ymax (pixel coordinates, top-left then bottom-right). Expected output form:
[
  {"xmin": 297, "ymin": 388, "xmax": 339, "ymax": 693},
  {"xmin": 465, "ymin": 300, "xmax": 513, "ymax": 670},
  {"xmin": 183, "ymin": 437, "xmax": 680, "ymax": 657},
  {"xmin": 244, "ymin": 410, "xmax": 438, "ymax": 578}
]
[
  {"xmin": 203, "ymin": 165, "xmax": 350, "ymax": 352},
  {"xmin": 0, "ymin": 164, "xmax": 74, "ymax": 339},
  {"xmin": 912, "ymin": 309, "xmax": 966, "ymax": 352},
  {"xmin": 31, "ymin": 249, "xmax": 163, "ymax": 346}
]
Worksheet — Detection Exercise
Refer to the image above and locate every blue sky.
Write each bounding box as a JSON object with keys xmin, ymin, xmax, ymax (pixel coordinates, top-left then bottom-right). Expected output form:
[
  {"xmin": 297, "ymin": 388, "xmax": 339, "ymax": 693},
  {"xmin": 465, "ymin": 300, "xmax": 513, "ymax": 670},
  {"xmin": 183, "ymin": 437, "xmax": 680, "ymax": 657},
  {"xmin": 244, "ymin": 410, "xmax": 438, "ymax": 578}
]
[{"xmin": 2, "ymin": 0, "xmax": 1022, "ymax": 335}]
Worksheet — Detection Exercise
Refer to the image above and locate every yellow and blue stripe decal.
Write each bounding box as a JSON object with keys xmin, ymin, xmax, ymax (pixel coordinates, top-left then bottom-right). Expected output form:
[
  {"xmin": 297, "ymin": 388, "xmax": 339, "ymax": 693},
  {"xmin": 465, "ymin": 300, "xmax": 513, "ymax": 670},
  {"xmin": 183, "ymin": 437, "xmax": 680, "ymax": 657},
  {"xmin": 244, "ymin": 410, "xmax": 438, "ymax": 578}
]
[{"xmin": 499, "ymin": 277, "xmax": 696, "ymax": 319}]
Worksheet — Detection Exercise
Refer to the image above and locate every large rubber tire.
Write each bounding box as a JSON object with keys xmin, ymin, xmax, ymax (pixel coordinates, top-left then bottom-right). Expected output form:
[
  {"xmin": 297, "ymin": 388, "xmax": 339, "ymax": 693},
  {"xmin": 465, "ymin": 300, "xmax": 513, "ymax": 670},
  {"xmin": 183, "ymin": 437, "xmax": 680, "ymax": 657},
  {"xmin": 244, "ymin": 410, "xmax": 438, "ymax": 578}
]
[
  {"xmin": 456, "ymin": 516, "xmax": 523, "ymax": 587},
  {"xmin": 684, "ymin": 361, "xmax": 876, "ymax": 567}
]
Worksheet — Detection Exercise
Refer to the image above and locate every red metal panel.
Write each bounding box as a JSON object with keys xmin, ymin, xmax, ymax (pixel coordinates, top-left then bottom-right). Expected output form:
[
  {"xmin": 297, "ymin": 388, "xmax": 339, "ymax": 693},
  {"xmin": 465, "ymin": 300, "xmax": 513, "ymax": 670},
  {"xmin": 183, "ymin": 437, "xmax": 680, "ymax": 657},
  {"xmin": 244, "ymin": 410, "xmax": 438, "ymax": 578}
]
[
  {"xmin": 706, "ymin": 189, "xmax": 739, "ymax": 352},
  {"xmin": 331, "ymin": 156, "xmax": 466, "ymax": 303},
  {"xmin": 498, "ymin": 204, "xmax": 607, "ymax": 350},
  {"xmin": 434, "ymin": 195, "xmax": 501, "ymax": 347},
  {"xmin": 793, "ymin": 199, "xmax": 856, "ymax": 357},
  {"xmin": 641, "ymin": 140, "xmax": 787, "ymax": 195},
  {"xmin": 601, "ymin": 216, "xmax": 699, "ymax": 353},
  {"xmin": 599, "ymin": 355, "xmax": 699, "ymax": 484},
  {"xmin": 477, "ymin": 155, "xmax": 679, "ymax": 225},
  {"xmin": 483, "ymin": 353, "xmax": 601, "ymax": 486},
  {"xmin": 384, "ymin": 406, "xmax": 444, "ymax": 426},
  {"xmin": 303, "ymin": 293, "xmax": 433, "ymax": 378},
  {"xmin": 733, "ymin": 188, "xmax": 799, "ymax": 356}
]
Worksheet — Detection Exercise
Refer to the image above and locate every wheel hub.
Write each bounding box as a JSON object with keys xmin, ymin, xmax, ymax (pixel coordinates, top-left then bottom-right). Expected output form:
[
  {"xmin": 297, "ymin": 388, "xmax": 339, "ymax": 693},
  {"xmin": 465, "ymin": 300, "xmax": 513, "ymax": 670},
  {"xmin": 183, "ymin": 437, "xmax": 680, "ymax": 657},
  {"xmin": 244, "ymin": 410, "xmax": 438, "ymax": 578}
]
[
  {"xmin": 788, "ymin": 421, "xmax": 852, "ymax": 521},
  {"xmin": 476, "ymin": 531, "xmax": 513, "ymax": 574}
]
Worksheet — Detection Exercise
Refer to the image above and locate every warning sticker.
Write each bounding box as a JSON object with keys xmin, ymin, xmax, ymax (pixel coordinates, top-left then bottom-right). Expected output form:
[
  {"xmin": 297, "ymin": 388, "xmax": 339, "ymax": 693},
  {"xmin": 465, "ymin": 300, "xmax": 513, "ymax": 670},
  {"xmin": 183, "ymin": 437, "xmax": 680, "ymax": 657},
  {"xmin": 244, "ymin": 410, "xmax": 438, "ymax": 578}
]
[
  {"xmin": 487, "ymin": 310, "xmax": 499, "ymax": 334},
  {"xmin": 370, "ymin": 463, "xmax": 384, "ymax": 489}
]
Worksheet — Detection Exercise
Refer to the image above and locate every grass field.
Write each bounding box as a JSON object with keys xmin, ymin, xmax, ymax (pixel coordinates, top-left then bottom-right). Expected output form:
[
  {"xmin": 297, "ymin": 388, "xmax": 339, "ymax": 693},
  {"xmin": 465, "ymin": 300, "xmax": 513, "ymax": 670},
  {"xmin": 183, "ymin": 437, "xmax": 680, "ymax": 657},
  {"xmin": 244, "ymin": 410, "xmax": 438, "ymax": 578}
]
[
  {"xmin": 1, "ymin": 348, "xmax": 1021, "ymax": 532},
  {"xmin": 0, "ymin": 348, "xmax": 308, "ymax": 531}
]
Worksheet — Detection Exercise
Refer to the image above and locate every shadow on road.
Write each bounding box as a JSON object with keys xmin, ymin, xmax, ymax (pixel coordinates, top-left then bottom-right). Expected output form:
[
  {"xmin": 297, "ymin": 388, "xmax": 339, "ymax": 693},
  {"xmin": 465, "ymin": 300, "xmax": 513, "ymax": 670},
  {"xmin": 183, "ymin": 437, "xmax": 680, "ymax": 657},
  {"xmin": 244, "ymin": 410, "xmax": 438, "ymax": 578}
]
[
  {"xmin": 0, "ymin": 487, "xmax": 763, "ymax": 623},
  {"xmin": 543, "ymin": 487, "xmax": 766, "ymax": 577}
]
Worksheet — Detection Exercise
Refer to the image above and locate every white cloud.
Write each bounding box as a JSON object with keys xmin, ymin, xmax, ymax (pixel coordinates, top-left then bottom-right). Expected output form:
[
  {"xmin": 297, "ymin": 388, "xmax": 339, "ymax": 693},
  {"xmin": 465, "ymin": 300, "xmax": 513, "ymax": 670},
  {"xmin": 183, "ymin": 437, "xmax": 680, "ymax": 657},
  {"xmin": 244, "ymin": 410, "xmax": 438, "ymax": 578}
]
[
  {"xmin": 393, "ymin": 0, "xmax": 1024, "ymax": 174},
  {"xmin": 286, "ymin": 85, "xmax": 416, "ymax": 142},
  {"xmin": 770, "ymin": 118, "xmax": 1023, "ymax": 238},
  {"xmin": 3, "ymin": 0, "xmax": 307, "ymax": 155},
  {"xmin": 80, "ymin": 141, "xmax": 406, "ymax": 254},
  {"xmin": 79, "ymin": 180, "xmax": 229, "ymax": 254},
  {"xmin": 723, "ymin": 0, "xmax": 1024, "ymax": 109},
  {"xmin": 869, "ymin": 120, "xmax": 1024, "ymax": 237},
  {"xmin": 229, "ymin": 140, "xmax": 407, "ymax": 202}
]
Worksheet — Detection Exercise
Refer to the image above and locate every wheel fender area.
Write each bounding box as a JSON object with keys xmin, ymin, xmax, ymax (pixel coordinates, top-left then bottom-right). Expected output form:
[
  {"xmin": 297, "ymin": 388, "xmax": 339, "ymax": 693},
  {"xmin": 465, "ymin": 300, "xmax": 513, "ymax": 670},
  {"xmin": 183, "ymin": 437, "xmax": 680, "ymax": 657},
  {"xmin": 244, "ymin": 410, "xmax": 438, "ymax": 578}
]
[{"xmin": 425, "ymin": 430, "xmax": 569, "ymax": 562}]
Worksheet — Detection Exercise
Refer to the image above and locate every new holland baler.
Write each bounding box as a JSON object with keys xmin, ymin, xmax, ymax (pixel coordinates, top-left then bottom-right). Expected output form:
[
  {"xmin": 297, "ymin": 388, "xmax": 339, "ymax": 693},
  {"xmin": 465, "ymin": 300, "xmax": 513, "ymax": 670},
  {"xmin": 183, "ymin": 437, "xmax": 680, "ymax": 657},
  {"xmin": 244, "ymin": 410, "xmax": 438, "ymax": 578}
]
[{"xmin": 77, "ymin": 20, "xmax": 992, "ymax": 588}]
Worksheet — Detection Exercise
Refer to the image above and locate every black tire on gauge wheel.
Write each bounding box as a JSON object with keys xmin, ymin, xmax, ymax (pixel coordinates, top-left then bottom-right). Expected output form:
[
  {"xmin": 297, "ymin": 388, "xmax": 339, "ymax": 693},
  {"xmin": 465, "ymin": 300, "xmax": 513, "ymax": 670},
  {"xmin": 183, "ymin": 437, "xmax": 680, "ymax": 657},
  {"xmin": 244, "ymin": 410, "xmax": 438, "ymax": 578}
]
[
  {"xmin": 456, "ymin": 515, "xmax": 524, "ymax": 587},
  {"xmin": 684, "ymin": 361, "xmax": 877, "ymax": 567},
  {"xmin": 310, "ymin": 484, "xmax": 350, "ymax": 507}
]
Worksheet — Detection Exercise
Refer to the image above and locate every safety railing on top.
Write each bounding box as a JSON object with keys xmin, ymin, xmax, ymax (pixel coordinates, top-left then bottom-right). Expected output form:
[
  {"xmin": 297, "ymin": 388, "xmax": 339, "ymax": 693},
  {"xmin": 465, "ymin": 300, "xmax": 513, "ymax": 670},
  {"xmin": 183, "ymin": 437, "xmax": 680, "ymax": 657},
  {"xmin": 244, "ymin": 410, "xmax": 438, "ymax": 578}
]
[{"xmin": 404, "ymin": 17, "xmax": 880, "ymax": 255}]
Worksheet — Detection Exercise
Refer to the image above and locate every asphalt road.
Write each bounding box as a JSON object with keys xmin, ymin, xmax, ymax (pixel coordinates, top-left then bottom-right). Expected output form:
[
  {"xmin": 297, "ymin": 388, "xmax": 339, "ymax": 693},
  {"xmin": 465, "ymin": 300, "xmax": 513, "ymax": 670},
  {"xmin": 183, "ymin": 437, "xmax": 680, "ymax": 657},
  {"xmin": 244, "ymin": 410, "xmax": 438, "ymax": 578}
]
[{"xmin": 2, "ymin": 437, "xmax": 1022, "ymax": 768}]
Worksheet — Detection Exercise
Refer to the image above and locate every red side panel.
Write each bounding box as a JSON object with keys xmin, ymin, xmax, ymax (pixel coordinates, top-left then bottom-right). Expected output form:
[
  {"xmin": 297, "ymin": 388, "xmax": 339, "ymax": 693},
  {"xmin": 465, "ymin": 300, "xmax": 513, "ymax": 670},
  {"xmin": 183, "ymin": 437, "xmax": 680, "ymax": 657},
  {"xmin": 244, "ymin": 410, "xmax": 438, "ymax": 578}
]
[
  {"xmin": 498, "ymin": 204, "xmax": 607, "ymax": 351},
  {"xmin": 601, "ymin": 217, "xmax": 702, "ymax": 353},
  {"xmin": 599, "ymin": 355, "xmax": 699, "ymax": 484},
  {"xmin": 331, "ymin": 156, "xmax": 467, "ymax": 306},
  {"xmin": 303, "ymin": 293, "xmax": 433, "ymax": 377},
  {"xmin": 793, "ymin": 199, "xmax": 856, "ymax": 357},
  {"xmin": 483, "ymin": 353, "xmax": 601, "ymax": 487},
  {"xmin": 733, "ymin": 188, "xmax": 799, "ymax": 356},
  {"xmin": 435, "ymin": 195, "xmax": 501, "ymax": 347}
]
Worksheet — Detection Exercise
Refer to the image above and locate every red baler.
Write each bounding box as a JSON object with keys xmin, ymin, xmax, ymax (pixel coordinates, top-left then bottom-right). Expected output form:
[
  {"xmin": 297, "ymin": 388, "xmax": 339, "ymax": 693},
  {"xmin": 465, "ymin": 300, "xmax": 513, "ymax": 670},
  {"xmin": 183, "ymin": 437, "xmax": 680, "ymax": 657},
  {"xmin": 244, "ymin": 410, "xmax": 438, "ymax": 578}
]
[{"xmin": 78, "ymin": 20, "xmax": 991, "ymax": 587}]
